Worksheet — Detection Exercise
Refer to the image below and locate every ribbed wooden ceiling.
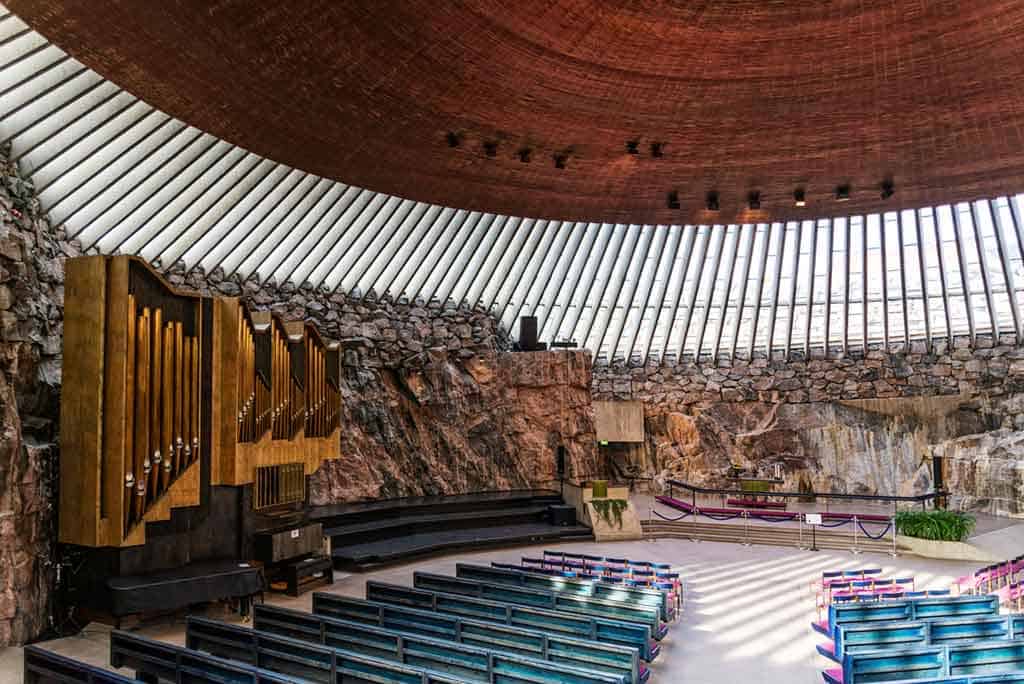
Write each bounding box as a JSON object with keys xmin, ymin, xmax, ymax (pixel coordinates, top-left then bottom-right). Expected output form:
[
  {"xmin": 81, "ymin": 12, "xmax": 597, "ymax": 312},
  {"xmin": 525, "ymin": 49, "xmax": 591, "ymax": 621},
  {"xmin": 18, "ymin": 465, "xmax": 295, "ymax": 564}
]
[{"xmin": 8, "ymin": 0, "xmax": 1024, "ymax": 224}]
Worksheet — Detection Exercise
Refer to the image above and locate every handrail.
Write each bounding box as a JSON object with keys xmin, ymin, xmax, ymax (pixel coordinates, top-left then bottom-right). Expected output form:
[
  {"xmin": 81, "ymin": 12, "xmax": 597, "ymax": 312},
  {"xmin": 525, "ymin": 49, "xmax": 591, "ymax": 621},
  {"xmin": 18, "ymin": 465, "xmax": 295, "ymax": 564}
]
[{"xmin": 665, "ymin": 478, "xmax": 942, "ymax": 505}]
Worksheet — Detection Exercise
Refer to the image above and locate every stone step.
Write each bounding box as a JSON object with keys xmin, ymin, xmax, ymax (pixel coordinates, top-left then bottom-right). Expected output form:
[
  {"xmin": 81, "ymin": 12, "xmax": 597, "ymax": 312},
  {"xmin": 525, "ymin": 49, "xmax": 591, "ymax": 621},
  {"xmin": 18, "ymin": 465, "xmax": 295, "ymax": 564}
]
[{"xmin": 641, "ymin": 520, "xmax": 901, "ymax": 553}]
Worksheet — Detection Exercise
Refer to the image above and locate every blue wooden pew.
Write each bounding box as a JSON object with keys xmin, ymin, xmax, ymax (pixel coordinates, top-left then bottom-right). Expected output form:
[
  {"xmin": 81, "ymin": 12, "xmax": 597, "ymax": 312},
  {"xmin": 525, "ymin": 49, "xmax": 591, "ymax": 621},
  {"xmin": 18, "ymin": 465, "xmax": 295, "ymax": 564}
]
[
  {"xmin": 24, "ymin": 646, "xmax": 141, "ymax": 684},
  {"xmin": 413, "ymin": 571, "xmax": 667, "ymax": 639},
  {"xmin": 361, "ymin": 581, "xmax": 660, "ymax": 661},
  {"xmin": 109, "ymin": 630, "xmax": 306, "ymax": 684},
  {"xmin": 260, "ymin": 601, "xmax": 648, "ymax": 684},
  {"xmin": 819, "ymin": 615, "xmax": 1024, "ymax": 662},
  {"xmin": 816, "ymin": 595, "xmax": 1001, "ymax": 640},
  {"xmin": 822, "ymin": 642, "xmax": 1024, "ymax": 684},
  {"xmin": 455, "ymin": 563, "xmax": 674, "ymax": 621},
  {"xmin": 187, "ymin": 615, "xmax": 626, "ymax": 684}
]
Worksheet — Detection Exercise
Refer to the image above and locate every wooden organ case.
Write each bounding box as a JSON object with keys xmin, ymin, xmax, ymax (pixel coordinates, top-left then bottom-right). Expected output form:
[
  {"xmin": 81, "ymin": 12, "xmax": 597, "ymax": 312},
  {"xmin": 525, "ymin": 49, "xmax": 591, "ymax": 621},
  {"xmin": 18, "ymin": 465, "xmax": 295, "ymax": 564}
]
[
  {"xmin": 59, "ymin": 256, "xmax": 341, "ymax": 618},
  {"xmin": 61, "ymin": 256, "xmax": 205, "ymax": 548},
  {"xmin": 210, "ymin": 302, "xmax": 341, "ymax": 501}
]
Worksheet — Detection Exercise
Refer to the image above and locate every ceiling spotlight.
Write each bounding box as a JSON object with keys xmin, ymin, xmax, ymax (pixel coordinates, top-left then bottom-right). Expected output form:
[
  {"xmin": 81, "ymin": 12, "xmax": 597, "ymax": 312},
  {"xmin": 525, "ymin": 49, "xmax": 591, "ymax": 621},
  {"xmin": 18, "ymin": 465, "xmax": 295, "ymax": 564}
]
[
  {"xmin": 483, "ymin": 141, "xmax": 498, "ymax": 157},
  {"xmin": 517, "ymin": 148, "xmax": 532, "ymax": 163},
  {"xmin": 835, "ymin": 184, "xmax": 851, "ymax": 201},
  {"xmin": 553, "ymin": 152, "xmax": 569, "ymax": 169},
  {"xmin": 706, "ymin": 191, "xmax": 720, "ymax": 212},
  {"xmin": 626, "ymin": 140, "xmax": 640, "ymax": 155},
  {"xmin": 650, "ymin": 142, "xmax": 664, "ymax": 158},
  {"xmin": 747, "ymin": 191, "xmax": 761, "ymax": 210},
  {"xmin": 794, "ymin": 188, "xmax": 807, "ymax": 207},
  {"xmin": 667, "ymin": 190, "xmax": 680, "ymax": 209},
  {"xmin": 445, "ymin": 131, "xmax": 461, "ymax": 148},
  {"xmin": 880, "ymin": 178, "xmax": 895, "ymax": 199}
]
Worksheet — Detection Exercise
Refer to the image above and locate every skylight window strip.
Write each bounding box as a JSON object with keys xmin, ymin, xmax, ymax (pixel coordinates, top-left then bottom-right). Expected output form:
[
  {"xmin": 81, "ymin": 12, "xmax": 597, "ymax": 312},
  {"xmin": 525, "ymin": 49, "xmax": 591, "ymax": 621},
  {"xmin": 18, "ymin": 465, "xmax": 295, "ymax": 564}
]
[
  {"xmin": 324, "ymin": 194, "xmax": 409, "ymax": 294},
  {"xmin": 950, "ymin": 204, "xmax": 977, "ymax": 345},
  {"xmin": 986, "ymin": 199, "xmax": 1021, "ymax": 342},
  {"xmin": 969, "ymin": 201, "xmax": 1000, "ymax": 339},
  {"xmin": 533, "ymin": 222, "xmax": 588, "ymax": 340},
  {"xmin": 420, "ymin": 210, "xmax": 485, "ymax": 304},
  {"xmin": 694, "ymin": 225, "xmax": 727, "ymax": 359},
  {"xmin": 627, "ymin": 225, "xmax": 675, "ymax": 363},
  {"xmin": 592, "ymin": 224, "xmax": 642, "ymax": 356},
  {"xmin": 561, "ymin": 223, "xmax": 616, "ymax": 347},
  {"xmin": 343, "ymin": 200, "xmax": 421, "ymax": 296},
  {"xmin": 579, "ymin": 225, "xmax": 629, "ymax": 351},
  {"xmin": 402, "ymin": 208, "xmax": 470, "ymax": 301},
  {"xmin": 440, "ymin": 213, "xmax": 502, "ymax": 307},
  {"xmin": 508, "ymin": 220, "xmax": 569, "ymax": 333},
  {"xmin": 285, "ymin": 187, "xmax": 376, "ymax": 287},
  {"xmin": 729, "ymin": 224, "xmax": 757, "ymax": 360},
  {"xmin": 748, "ymin": 223, "xmax": 774, "ymax": 359},
  {"xmin": 374, "ymin": 204, "xmax": 449, "ymax": 299},
  {"xmin": 102, "ymin": 136, "xmax": 229, "ymax": 256},
  {"xmin": 765, "ymin": 222, "xmax": 788, "ymax": 356},
  {"xmin": 544, "ymin": 222, "xmax": 598, "ymax": 342},
  {"xmin": 676, "ymin": 225, "xmax": 712, "ymax": 360},
  {"xmin": 184, "ymin": 164, "xmax": 296, "ymax": 278},
  {"xmin": 712, "ymin": 225, "xmax": 742, "ymax": 361},
  {"xmin": 660, "ymin": 225, "xmax": 698, "ymax": 363},
  {"xmin": 500, "ymin": 219, "xmax": 558, "ymax": 335},
  {"xmin": 461, "ymin": 214, "xmax": 520, "ymax": 307},
  {"xmin": 481, "ymin": 217, "xmax": 538, "ymax": 312},
  {"xmin": 605, "ymin": 225, "xmax": 657, "ymax": 361}
]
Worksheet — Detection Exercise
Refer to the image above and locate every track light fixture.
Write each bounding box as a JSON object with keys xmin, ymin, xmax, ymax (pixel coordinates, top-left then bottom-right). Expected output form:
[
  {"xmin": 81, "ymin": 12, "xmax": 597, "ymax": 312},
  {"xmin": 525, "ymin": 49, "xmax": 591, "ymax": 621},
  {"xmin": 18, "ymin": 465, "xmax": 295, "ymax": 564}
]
[
  {"xmin": 705, "ymin": 191, "xmax": 720, "ymax": 212},
  {"xmin": 445, "ymin": 131, "xmax": 461, "ymax": 148},
  {"xmin": 880, "ymin": 178, "xmax": 895, "ymax": 199},
  {"xmin": 835, "ymin": 184, "xmax": 851, "ymax": 201},
  {"xmin": 483, "ymin": 141, "xmax": 498, "ymax": 157},
  {"xmin": 626, "ymin": 140, "xmax": 640, "ymax": 155},
  {"xmin": 517, "ymin": 148, "xmax": 532, "ymax": 163},
  {"xmin": 794, "ymin": 188, "xmax": 806, "ymax": 207},
  {"xmin": 650, "ymin": 142, "xmax": 664, "ymax": 158},
  {"xmin": 667, "ymin": 190, "xmax": 680, "ymax": 209},
  {"xmin": 747, "ymin": 191, "xmax": 761, "ymax": 210}
]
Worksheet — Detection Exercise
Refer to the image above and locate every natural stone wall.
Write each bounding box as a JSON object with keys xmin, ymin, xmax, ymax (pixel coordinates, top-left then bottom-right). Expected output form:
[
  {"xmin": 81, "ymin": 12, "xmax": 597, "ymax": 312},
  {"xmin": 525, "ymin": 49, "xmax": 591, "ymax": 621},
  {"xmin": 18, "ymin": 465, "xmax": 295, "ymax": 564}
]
[
  {"xmin": 595, "ymin": 345, "xmax": 1024, "ymax": 516},
  {"xmin": 0, "ymin": 146, "xmax": 81, "ymax": 645}
]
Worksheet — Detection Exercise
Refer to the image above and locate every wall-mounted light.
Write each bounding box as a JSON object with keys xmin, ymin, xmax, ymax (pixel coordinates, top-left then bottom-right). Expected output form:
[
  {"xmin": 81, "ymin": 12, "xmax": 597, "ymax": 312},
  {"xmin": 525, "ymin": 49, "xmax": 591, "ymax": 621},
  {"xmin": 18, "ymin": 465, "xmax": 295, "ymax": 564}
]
[
  {"xmin": 650, "ymin": 142, "xmax": 664, "ymax": 158},
  {"xmin": 517, "ymin": 148, "xmax": 532, "ymax": 163},
  {"xmin": 835, "ymin": 184, "xmax": 851, "ymax": 201},
  {"xmin": 626, "ymin": 140, "xmax": 640, "ymax": 155},
  {"xmin": 445, "ymin": 131, "xmax": 461, "ymax": 148},
  {"xmin": 748, "ymin": 191, "xmax": 761, "ymax": 210},
  {"xmin": 880, "ymin": 178, "xmax": 895, "ymax": 199},
  {"xmin": 483, "ymin": 141, "xmax": 498, "ymax": 157},
  {"xmin": 667, "ymin": 190, "xmax": 680, "ymax": 209},
  {"xmin": 554, "ymin": 152, "xmax": 569, "ymax": 169},
  {"xmin": 794, "ymin": 188, "xmax": 806, "ymax": 207},
  {"xmin": 706, "ymin": 191, "xmax": 720, "ymax": 212}
]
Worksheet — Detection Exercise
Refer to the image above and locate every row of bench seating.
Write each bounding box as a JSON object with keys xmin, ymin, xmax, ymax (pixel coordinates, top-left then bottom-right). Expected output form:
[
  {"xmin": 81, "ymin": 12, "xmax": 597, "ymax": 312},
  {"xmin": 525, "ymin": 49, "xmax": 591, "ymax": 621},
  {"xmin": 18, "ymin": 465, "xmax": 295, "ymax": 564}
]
[
  {"xmin": 257, "ymin": 601, "xmax": 648, "ymax": 684},
  {"xmin": 362, "ymin": 580, "xmax": 661, "ymax": 661},
  {"xmin": 456, "ymin": 563, "xmax": 674, "ymax": 621},
  {"xmin": 814, "ymin": 594, "xmax": 1002, "ymax": 639},
  {"xmin": 823, "ymin": 641, "xmax": 1024, "ymax": 684},
  {"xmin": 818, "ymin": 614, "xmax": 1024, "ymax": 662},
  {"xmin": 412, "ymin": 571, "xmax": 668, "ymax": 639}
]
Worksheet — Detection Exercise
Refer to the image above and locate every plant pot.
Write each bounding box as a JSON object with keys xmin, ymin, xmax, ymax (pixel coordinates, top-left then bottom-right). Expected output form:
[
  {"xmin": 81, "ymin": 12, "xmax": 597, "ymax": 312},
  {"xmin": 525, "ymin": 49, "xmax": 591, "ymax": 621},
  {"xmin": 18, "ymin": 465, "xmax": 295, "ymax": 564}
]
[{"xmin": 591, "ymin": 480, "xmax": 608, "ymax": 499}]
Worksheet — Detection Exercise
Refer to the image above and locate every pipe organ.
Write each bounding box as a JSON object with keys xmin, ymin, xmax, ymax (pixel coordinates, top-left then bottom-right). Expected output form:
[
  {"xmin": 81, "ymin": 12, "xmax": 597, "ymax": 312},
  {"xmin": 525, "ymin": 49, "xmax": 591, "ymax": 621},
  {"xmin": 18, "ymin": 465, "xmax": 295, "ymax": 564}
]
[
  {"xmin": 210, "ymin": 302, "xmax": 341, "ymax": 492},
  {"xmin": 60, "ymin": 256, "xmax": 342, "ymax": 549}
]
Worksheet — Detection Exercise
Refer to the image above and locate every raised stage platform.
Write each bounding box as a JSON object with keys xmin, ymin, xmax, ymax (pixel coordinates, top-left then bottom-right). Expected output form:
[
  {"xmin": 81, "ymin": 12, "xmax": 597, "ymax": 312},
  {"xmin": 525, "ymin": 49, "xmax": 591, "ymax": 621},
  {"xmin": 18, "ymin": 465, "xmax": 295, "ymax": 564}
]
[{"xmin": 311, "ymin": 490, "xmax": 592, "ymax": 569}]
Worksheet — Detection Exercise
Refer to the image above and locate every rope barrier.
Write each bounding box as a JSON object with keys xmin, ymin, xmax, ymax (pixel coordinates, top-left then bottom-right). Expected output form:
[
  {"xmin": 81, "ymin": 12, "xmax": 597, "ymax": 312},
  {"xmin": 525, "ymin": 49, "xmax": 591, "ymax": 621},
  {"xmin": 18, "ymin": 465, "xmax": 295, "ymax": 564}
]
[
  {"xmin": 750, "ymin": 514, "xmax": 798, "ymax": 523},
  {"xmin": 857, "ymin": 520, "xmax": 893, "ymax": 539},
  {"xmin": 817, "ymin": 519, "xmax": 852, "ymax": 529},
  {"xmin": 699, "ymin": 511, "xmax": 745, "ymax": 521},
  {"xmin": 651, "ymin": 507, "xmax": 692, "ymax": 522}
]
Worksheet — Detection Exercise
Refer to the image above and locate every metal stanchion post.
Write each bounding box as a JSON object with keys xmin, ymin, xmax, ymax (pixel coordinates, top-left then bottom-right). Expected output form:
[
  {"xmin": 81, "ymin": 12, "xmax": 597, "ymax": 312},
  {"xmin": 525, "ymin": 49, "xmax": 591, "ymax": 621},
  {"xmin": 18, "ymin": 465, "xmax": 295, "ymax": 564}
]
[
  {"xmin": 742, "ymin": 511, "xmax": 751, "ymax": 547},
  {"xmin": 691, "ymin": 507, "xmax": 700, "ymax": 543},
  {"xmin": 890, "ymin": 515, "xmax": 898, "ymax": 558},
  {"xmin": 851, "ymin": 515, "xmax": 861, "ymax": 555},
  {"xmin": 798, "ymin": 515, "xmax": 805, "ymax": 550}
]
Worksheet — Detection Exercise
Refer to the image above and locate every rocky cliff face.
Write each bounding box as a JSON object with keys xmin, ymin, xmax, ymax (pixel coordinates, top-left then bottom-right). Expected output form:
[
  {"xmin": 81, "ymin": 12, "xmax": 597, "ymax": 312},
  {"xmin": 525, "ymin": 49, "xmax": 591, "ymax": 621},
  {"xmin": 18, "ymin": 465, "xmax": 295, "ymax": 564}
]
[
  {"xmin": 596, "ymin": 350, "xmax": 1022, "ymax": 515},
  {"xmin": 0, "ymin": 146, "xmax": 79, "ymax": 645},
  {"xmin": 310, "ymin": 349, "xmax": 599, "ymax": 502}
]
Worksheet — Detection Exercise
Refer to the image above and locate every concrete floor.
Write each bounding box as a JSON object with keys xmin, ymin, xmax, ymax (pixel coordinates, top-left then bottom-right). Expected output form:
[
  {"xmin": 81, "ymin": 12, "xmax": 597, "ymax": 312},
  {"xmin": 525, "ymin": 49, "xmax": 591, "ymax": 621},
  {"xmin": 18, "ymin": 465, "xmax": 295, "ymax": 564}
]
[{"xmin": 0, "ymin": 538, "xmax": 991, "ymax": 684}]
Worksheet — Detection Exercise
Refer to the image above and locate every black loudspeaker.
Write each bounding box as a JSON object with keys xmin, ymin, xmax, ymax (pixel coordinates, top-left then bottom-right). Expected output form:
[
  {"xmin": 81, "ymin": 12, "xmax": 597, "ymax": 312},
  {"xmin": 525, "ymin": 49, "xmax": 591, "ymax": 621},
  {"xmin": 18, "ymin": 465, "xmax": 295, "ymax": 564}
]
[
  {"xmin": 548, "ymin": 504, "xmax": 576, "ymax": 527},
  {"xmin": 932, "ymin": 456, "xmax": 947, "ymax": 508},
  {"xmin": 556, "ymin": 446, "xmax": 566, "ymax": 478},
  {"xmin": 520, "ymin": 316, "xmax": 538, "ymax": 348}
]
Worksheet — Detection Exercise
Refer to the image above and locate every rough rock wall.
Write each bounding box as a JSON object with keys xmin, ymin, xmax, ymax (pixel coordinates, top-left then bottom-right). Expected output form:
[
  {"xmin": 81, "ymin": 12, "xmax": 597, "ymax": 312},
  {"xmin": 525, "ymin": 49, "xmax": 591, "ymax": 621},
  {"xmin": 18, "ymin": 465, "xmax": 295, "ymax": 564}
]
[
  {"xmin": 595, "ymin": 344, "xmax": 1024, "ymax": 515},
  {"xmin": 0, "ymin": 146, "xmax": 81, "ymax": 645}
]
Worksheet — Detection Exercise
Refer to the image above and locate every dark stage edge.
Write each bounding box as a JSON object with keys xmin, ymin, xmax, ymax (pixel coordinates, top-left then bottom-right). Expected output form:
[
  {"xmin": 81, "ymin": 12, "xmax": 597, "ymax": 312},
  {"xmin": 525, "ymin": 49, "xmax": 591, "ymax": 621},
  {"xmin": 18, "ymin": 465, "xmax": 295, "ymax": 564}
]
[
  {"xmin": 310, "ymin": 489, "xmax": 563, "ymax": 521},
  {"xmin": 331, "ymin": 521, "xmax": 593, "ymax": 569}
]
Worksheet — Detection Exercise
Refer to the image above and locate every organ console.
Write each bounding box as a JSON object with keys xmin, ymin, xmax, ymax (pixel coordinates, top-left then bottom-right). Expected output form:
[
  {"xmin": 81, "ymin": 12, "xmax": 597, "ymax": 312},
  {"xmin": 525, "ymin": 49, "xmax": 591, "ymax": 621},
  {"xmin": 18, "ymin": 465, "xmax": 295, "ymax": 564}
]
[{"xmin": 60, "ymin": 256, "xmax": 342, "ymax": 549}]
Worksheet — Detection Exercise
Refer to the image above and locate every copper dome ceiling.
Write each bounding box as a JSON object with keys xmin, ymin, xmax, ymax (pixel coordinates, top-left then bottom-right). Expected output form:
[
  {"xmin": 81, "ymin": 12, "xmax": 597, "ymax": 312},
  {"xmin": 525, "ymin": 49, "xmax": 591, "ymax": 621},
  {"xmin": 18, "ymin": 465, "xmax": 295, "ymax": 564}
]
[{"xmin": 7, "ymin": 0, "xmax": 1024, "ymax": 223}]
